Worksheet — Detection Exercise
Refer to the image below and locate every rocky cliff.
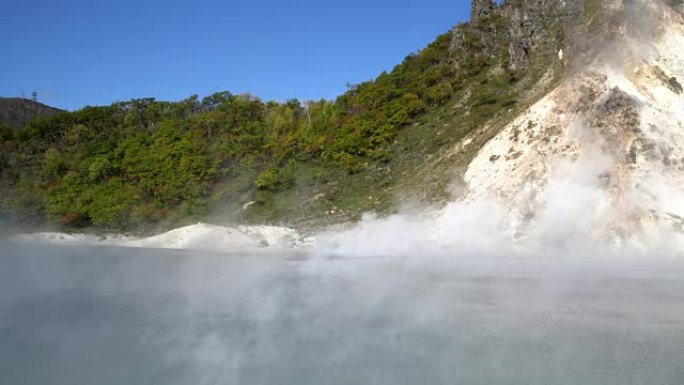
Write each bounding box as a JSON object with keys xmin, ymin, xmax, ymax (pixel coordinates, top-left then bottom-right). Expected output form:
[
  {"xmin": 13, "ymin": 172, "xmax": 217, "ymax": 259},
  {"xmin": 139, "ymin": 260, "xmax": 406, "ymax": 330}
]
[{"xmin": 462, "ymin": 0, "xmax": 684, "ymax": 246}]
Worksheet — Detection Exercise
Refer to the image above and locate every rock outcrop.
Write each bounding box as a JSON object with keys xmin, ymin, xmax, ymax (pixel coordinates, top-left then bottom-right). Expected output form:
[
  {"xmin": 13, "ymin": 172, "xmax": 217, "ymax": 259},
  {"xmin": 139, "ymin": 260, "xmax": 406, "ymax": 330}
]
[
  {"xmin": 450, "ymin": 0, "xmax": 573, "ymax": 77},
  {"xmin": 470, "ymin": 0, "xmax": 496, "ymax": 24},
  {"xmin": 464, "ymin": 0, "xmax": 684, "ymax": 244}
]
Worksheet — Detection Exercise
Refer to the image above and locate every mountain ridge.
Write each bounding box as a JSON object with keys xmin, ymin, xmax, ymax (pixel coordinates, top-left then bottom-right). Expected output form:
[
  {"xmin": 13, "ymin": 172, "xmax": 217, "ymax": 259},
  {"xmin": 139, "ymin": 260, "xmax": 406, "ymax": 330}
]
[
  {"xmin": 4, "ymin": 0, "xmax": 683, "ymax": 243},
  {"xmin": 0, "ymin": 97, "xmax": 63, "ymax": 130}
]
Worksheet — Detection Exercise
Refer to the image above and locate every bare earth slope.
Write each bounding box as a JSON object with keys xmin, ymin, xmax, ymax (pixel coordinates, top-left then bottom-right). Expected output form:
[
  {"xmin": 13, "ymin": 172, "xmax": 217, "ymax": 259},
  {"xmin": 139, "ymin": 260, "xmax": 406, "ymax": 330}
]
[{"xmin": 465, "ymin": 0, "xmax": 684, "ymax": 246}]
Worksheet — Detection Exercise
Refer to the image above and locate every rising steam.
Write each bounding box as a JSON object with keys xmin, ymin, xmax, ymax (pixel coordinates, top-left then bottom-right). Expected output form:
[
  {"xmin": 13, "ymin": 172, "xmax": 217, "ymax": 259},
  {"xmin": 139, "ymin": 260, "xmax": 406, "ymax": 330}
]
[
  {"xmin": 313, "ymin": 0, "xmax": 684, "ymax": 258},
  {"xmin": 3, "ymin": 3, "xmax": 684, "ymax": 385}
]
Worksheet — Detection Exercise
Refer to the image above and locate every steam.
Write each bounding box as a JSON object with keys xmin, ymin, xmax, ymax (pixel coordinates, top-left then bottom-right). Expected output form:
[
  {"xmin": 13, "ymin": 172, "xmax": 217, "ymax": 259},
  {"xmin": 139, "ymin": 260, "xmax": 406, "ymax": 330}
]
[
  {"xmin": 312, "ymin": 153, "xmax": 646, "ymax": 259},
  {"xmin": 5, "ymin": 0, "xmax": 684, "ymax": 260},
  {"xmin": 311, "ymin": 0, "xmax": 684, "ymax": 259},
  {"xmin": 4, "ymin": 3, "xmax": 684, "ymax": 385},
  {"xmin": 3, "ymin": 240, "xmax": 684, "ymax": 384}
]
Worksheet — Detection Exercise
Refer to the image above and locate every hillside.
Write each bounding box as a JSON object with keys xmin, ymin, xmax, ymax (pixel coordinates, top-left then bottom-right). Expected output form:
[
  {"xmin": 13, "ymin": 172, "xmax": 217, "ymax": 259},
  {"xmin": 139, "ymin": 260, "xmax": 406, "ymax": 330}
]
[
  {"xmin": 464, "ymin": 0, "xmax": 684, "ymax": 246},
  {"xmin": 0, "ymin": 97, "xmax": 63, "ymax": 130},
  {"xmin": 4, "ymin": 0, "xmax": 681, "ymax": 240}
]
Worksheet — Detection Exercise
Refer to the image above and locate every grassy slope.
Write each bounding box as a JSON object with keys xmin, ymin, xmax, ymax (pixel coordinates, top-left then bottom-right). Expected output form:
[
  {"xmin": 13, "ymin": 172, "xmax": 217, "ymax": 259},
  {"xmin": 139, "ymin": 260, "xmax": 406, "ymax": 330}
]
[{"xmin": 229, "ymin": 48, "xmax": 564, "ymax": 231}]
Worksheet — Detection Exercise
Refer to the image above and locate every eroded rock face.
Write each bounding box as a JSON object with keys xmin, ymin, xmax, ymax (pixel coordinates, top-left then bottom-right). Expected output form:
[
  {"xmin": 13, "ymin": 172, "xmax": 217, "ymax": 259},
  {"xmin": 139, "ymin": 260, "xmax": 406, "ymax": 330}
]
[
  {"xmin": 451, "ymin": 0, "xmax": 572, "ymax": 76},
  {"xmin": 590, "ymin": 88, "xmax": 641, "ymax": 159},
  {"xmin": 463, "ymin": 1, "xmax": 684, "ymax": 243},
  {"xmin": 505, "ymin": 6, "xmax": 535, "ymax": 73},
  {"xmin": 501, "ymin": 0, "xmax": 580, "ymax": 73},
  {"xmin": 470, "ymin": 0, "xmax": 496, "ymax": 23}
]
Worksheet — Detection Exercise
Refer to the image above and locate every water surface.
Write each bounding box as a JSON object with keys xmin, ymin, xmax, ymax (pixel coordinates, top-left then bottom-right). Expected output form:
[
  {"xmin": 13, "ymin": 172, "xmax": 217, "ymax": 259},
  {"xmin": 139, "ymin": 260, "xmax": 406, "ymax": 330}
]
[{"xmin": 1, "ymin": 244, "xmax": 683, "ymax": 384}]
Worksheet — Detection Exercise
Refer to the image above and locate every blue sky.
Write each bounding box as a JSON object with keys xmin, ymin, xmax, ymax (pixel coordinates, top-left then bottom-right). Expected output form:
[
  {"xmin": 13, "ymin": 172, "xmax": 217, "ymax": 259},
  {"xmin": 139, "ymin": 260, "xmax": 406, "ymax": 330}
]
[{"xmin": 1, "ymin": 0, "xmax": 471, "ymax": 110}]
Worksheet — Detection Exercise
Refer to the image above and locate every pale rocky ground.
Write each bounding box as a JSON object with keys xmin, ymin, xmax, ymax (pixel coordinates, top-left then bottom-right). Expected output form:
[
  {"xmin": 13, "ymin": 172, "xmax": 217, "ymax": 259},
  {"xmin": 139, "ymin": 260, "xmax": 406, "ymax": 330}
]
[
  {"xmin": 11, "ymin": 224, "xmax": 312, "ymax": 252},
  {"xmin": 462, "ymin": 0, "xmax": 684, "ymax": 249}
]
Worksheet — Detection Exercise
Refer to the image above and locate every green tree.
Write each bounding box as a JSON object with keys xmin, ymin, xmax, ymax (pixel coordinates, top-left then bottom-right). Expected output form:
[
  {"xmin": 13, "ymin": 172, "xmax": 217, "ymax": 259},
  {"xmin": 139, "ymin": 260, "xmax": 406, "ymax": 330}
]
[{"xmin": 0, "ymin": 124, "xmax": 13, "ymax": 141}]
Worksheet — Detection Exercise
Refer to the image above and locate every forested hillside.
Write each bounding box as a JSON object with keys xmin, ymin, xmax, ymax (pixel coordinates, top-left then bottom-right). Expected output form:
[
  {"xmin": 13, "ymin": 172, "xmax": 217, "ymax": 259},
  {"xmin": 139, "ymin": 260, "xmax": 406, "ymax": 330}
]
[
  {"xmin": 0, "ymin": 0, "xmax": 571, "ymax": 233},
  {"xmin": 0, "ymin": 97, "xmax": 62, "ymax": 132}
]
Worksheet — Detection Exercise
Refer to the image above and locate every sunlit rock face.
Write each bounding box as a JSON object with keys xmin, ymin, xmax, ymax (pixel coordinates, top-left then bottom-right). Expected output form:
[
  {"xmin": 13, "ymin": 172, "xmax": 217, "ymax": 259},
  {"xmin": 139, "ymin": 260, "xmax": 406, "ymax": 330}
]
[
  {"xmin": 464, "ymin": 0, "xmax": 684, "ymax": 245},
  {"xmin": 452, "ymin": 0, "xmax": 576, "ymax": 75},
  {"xmin": 470, "ymin": 0, "xmax": 496, "ymax": 21}
]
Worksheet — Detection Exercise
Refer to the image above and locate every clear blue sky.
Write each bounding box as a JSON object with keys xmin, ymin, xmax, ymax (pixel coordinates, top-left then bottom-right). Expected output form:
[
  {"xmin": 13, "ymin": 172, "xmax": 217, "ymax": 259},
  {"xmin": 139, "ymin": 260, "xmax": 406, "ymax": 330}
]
[{"xmin": 1, "ymin": 0, "xmax": 471, "ymax": 110}]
